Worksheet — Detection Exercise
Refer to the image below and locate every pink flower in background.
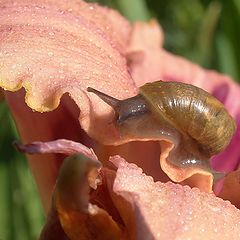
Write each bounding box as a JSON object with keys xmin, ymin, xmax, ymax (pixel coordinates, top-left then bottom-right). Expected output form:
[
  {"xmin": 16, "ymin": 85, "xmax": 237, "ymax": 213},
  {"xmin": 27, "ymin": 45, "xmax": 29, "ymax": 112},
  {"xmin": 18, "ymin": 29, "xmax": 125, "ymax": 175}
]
[{"xmin": 1, "ymin": 0, "xmax": 240, "ymax": 239}]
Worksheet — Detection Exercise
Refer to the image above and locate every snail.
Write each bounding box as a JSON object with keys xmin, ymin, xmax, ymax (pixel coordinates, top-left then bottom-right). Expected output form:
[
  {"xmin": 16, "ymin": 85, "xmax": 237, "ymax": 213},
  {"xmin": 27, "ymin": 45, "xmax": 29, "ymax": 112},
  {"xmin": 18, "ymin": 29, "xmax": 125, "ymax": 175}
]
[{"xmin": 87, "ymin": 81, "xmax": 236, "ymax": 180}]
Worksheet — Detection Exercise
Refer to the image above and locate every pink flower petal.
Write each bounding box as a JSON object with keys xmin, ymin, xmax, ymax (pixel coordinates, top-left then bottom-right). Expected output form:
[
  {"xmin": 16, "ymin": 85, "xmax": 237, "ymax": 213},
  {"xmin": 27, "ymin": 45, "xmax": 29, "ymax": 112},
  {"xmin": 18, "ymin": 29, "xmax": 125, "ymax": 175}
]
[
  {"xmin": 0, "ymin": 0, "xmax": 136, "ymax": 142},
  {"xmin": 109, "ymin": 156, "xmax": 240, "ymax": 239}
]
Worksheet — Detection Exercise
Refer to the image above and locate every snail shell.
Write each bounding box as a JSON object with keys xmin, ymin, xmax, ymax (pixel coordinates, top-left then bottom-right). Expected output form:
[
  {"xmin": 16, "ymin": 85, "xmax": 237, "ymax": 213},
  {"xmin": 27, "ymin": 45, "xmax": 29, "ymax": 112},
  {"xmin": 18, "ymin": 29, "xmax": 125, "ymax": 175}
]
[
  {"xmin": 140, "ymin": 81, "xmax": 236, "ymax": 157},
  {"xmin": 87, "ymin": 81, "xmax": 236, "ymax": 179}
]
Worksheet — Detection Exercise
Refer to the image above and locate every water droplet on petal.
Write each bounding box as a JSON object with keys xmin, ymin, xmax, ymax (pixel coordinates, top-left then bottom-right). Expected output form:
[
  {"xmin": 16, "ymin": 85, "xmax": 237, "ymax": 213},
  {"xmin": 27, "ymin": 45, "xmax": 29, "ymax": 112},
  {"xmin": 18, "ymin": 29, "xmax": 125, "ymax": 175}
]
[{"xmin": 48, "ymin": 51, "xmax": 54, "ymax": 57}]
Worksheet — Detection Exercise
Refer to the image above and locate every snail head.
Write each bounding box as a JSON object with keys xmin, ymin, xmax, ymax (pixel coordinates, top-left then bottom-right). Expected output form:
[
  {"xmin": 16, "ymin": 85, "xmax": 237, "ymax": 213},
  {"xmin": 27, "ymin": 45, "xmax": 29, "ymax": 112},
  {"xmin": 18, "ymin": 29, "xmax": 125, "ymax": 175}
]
[{"xmin": 87, "ymin": 87, "xmax": 149, "ymax": 124}]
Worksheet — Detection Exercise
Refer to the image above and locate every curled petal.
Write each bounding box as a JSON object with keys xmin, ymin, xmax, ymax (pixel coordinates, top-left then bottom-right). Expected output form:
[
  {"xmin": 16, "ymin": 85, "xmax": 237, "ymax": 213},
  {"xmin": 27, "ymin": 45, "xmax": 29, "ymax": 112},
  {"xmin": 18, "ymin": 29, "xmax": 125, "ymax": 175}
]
[
  {"xmin": 14, "ymin": 139, "xmax": 97, "ymax": 159},
  {"xmin": 41, "ymin": 153, "xmax": 123, "ymax": 239},
  {"xmin": 0, "ymin": 0, "xmax": 136, "ymax": 143},
  {"xmin": 159, "ymin": 141, "xmax": 213, "ymax": 193}
]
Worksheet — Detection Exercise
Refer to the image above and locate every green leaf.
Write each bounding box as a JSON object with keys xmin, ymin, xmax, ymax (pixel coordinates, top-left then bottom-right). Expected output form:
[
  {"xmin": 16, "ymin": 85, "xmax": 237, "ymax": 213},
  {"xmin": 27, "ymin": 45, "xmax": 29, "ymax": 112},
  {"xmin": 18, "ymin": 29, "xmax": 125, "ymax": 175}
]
[
  {"xmin": 216, "ymin": 32, "xmax": 239, "ymax": 81},
  {"xmin": 197, "ymin": 1, "xmax": 222, "ymax": 66}
]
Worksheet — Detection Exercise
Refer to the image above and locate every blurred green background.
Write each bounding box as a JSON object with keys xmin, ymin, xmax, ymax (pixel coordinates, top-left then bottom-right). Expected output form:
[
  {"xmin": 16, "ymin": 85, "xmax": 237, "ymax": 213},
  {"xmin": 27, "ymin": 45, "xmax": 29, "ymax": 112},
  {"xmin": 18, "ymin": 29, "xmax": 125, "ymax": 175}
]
[{"xmin": 0, "ymin": 0, "xmax": 239, "ymax": 239}]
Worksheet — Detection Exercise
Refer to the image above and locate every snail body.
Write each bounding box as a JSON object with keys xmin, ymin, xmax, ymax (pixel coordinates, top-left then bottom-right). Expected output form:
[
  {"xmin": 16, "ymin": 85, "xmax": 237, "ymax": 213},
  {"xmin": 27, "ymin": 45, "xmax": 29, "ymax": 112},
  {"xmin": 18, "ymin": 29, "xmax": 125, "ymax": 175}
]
[{"xmin": 87, "ymin": 81, "xmax": 236, "ymax": 180}]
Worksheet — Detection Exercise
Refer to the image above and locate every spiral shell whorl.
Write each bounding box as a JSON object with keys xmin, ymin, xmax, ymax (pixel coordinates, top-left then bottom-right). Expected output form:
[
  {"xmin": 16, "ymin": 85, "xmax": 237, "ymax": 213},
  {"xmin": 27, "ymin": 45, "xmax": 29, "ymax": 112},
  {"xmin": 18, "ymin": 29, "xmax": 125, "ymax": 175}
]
[{"xmin": 140, "ymin": 81, "xmax": 236, "ymax": 157}]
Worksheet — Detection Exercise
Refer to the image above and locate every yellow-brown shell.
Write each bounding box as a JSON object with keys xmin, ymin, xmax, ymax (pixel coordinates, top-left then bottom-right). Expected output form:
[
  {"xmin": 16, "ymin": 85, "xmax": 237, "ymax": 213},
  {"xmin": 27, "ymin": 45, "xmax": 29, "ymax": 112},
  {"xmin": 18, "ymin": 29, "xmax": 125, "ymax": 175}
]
[{"xmin": 140, "ymin": 81, "xmax": 236, "ymax": 157}]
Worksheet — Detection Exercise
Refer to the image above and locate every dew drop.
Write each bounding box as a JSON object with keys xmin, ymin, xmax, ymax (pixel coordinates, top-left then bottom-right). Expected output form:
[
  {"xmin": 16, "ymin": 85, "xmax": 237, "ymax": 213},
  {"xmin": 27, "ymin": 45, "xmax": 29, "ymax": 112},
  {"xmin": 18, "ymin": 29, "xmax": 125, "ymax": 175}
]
[
  {"xmin": 11, "ymin": 64, "xmax": 17, "ymax": 69},
  {"xmin": 184, "ymin": 226, "xmax": 189, "ymax": 231},
  {"xmin": 48, "ymin": 51, "xmax": 54, "ymax": 57}
]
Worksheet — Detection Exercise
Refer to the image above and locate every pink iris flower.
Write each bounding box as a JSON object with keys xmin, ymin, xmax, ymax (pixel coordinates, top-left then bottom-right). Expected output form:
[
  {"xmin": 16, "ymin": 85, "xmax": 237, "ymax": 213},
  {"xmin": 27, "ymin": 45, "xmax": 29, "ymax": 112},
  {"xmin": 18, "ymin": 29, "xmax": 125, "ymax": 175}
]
[{"xmin": 1, "ymin": 0, "xmax": 240, "ymax": 239}]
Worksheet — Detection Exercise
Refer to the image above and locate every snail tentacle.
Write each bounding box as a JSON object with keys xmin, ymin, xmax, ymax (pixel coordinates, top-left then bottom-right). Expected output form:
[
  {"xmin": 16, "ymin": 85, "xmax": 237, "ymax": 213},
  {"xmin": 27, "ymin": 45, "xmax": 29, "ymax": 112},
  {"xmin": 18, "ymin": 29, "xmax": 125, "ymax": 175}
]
[
  {"xmin": 87, "ymin": 87, "xmax": 120, "ymax": 110},
  {"xmin": 87, "ymin": 87, "xmax": 150, "ymax": 124}
]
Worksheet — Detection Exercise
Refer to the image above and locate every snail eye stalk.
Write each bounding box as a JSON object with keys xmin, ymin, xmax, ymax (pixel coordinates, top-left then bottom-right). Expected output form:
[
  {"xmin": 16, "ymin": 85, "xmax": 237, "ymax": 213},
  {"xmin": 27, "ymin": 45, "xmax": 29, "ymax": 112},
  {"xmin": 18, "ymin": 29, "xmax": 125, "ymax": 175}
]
[
  {"xmin": 87, "ymin": 87, "xmax": 120, "ymax": 111},
  {"xmin": 87, "ymin": 87, "xmax": 149, "ymax": 124}
]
